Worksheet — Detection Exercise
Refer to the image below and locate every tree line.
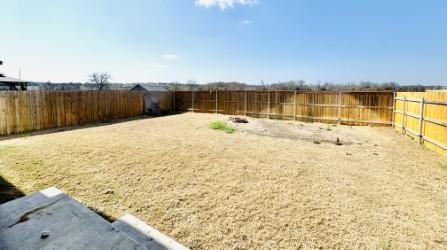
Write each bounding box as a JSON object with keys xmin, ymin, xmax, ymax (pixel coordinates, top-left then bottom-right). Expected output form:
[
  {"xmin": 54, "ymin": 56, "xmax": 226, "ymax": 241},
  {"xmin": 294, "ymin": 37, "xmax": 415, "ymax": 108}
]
[{"xmin": 28, "ymin": 72, "xmax": 445, "ymax": 92}]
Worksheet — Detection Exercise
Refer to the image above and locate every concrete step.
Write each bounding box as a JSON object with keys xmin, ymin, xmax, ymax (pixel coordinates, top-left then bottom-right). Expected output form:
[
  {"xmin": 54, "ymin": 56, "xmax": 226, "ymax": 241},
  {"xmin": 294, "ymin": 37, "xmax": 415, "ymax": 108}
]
[
  {"xmin": 112, "ymin": 213, "xmax": 188, "ymax": 250},
  {"xmin": 0, "ymin": 187, "xmax": 146, "ymax": 249}
]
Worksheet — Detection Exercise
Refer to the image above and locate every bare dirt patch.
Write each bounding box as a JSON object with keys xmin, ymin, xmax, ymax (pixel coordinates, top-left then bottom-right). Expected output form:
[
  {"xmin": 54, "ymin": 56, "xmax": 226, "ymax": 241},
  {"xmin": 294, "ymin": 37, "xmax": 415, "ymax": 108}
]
[
  {"xmin": 230, "ymin": 116, "xmax": 360, "ymax": 145},
  {"xmin": 1, "ymin": 113, "xmax": 446, "ymax": 249}
]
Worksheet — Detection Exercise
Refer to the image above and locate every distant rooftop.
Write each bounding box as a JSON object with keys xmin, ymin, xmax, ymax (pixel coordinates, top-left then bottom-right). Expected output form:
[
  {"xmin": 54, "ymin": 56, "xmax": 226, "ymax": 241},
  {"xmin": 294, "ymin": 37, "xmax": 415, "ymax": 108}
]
[
  {"xmin": 0, "ymin": 76, "xmax": 27, "ymax": 83},
  {"xmin": 0, "ymin": 60, "xmax": 27, "ymax": 85},
  {"xmin": 119, "ymin": 84, "xmax": 168, "ymax": 91}
]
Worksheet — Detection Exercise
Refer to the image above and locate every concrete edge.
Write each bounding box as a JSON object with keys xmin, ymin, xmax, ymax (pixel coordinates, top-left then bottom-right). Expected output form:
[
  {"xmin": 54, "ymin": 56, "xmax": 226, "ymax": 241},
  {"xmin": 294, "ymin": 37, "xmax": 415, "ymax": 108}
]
[
  {"xmin": 116, "ymin": 213, "xmax": 189, "ymax": 250},
  {"xmin": 39, "ymin": 187, "xmax": 64, "ymax": 198}
]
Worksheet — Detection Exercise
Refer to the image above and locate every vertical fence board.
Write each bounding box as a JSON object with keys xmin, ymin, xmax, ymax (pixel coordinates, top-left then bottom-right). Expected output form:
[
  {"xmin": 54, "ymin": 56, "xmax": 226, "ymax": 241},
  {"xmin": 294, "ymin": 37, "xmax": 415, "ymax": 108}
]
[
  {"xmin": 0, "ymin": 90, "xmax": 145, "ymax": 136},
  {"xmin": 394, "ymin": 91, "xmax": 447, "ymax": 156},
  {"xmin": 173, "ymin": 90, "xmax": 393, "ymax": 125}
]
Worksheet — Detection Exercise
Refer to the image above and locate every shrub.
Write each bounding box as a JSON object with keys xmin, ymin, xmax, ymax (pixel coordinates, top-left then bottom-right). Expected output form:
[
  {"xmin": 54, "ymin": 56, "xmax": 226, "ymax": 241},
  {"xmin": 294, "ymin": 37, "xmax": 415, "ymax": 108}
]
[{"xmin": 210, "ymin": 121, "xmax": 236, "ymax": 134}]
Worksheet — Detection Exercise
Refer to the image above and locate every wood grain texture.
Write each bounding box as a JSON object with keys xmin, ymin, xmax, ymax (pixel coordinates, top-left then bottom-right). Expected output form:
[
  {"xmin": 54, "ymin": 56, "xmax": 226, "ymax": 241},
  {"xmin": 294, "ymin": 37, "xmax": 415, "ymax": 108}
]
[
  {"xmin": 174, "ymin": 90, "xmax": 394, "ymax": 126},
  {"xmin": 0, "ymin": 91, "xmax": 144, "ymax": 136},
  {"xmin": 394, "ymin": 91, "xmax": 447, "ymax": 156}
]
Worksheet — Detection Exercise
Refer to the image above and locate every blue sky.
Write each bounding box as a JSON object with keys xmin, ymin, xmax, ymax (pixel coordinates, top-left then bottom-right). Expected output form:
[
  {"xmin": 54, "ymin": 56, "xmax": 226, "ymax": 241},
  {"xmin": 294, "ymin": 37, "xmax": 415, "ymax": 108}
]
[{"xmin": 1, "ymin": 0, "xmax": 446, "ymax": 85}]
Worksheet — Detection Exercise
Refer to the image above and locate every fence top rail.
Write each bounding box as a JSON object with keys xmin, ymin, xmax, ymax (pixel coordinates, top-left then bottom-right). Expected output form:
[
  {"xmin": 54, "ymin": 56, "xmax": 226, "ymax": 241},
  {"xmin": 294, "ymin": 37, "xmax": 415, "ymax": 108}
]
[
  {"xmin": 425, "ymin": 100, "xmax": 447, "ymax": 105},
  {"xmin": 0, "ymin": 90, "xmax": 144, "ymax": 93},
  {"xmin": 395, "ymin": 96, "xmax": 447, "ymax": 106},
  {"xmin": 173, "ymin": 90, "xmax": 395, "ymax": 94},
  {"xmin": 395, "ymin": 97, "xmax": 421, "ymax": 102}
]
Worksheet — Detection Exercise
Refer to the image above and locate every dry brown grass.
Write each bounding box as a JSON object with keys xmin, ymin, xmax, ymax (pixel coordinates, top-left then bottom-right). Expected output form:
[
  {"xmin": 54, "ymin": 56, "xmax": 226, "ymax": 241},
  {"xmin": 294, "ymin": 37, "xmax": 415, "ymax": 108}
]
[{"xmin": 1, "ymin": 113, "xmax": 446, "ymax": 249}]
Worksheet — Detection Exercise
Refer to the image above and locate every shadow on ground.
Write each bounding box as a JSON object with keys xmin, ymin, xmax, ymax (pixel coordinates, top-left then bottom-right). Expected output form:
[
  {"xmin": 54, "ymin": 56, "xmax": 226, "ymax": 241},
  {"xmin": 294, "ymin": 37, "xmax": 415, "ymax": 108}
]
[
  {"xmin": 0, "ymin": 174, "xmax": 117, "ymax": 223},
  {"xmin": 0, "ymin": 175, "xmax": 25, "ymax": 204},
  {"xmin": 0, "ymin": 113, "xmax": 185, "ymax": 142}
]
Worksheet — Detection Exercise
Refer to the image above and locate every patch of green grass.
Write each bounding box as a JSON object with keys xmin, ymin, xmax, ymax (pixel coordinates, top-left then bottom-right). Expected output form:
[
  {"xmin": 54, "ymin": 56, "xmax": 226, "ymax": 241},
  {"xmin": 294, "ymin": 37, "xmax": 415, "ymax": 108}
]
[
  {"xmin": 210, "ymin": 121, "xmax": 236, "ymax": 134},
  {"xmin": 0, "ymin": 146, "xmax": 15, "ymax": 157}
]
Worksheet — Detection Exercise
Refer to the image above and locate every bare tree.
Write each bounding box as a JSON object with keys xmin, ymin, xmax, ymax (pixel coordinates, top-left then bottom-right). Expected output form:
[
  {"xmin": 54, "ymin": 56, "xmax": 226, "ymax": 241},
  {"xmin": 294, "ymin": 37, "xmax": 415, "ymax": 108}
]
[{"xmin": 89, "ymin": 72, "xmax": 111, "ymax": 90}]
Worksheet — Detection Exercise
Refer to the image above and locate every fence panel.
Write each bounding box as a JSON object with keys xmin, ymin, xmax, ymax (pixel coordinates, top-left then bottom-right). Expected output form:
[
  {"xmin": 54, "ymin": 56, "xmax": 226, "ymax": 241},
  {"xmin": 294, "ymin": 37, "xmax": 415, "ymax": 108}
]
[
  {"xmin": 173, "ymin": 90, "xmax": 394, "ymax": 126},
  {"xmin": 394, "ymin": 91, "xmax": 447, "ymax": 156},
  {"xmin": 0, "ymin": 90, "xmax": 144, "ymax": 136}
]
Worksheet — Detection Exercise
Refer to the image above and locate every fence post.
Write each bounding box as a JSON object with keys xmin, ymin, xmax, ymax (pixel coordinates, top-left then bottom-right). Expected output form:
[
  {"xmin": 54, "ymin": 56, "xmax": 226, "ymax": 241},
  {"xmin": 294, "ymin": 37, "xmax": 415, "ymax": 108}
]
[
  {"xmin": 191, "ymin": 89, "xmax": 195, "ymax": 113},
  {"xmin": 244, "ymin": 90, "xmax": 247, "ymax": 116},
  {"xmin": 337, "ymin": 91, "xmax": 342, "ymax": 124},
  {"xmin": 223, "ymin": 89, "xmax": 226, "ymax": 114},
  {"xmin": 401, "ymin": 96, "xmax": 406, "ymax": 134},
  {"xmin": 293, "ymin": 90, "xmax": 297, "ymax": 121},
  {"xmin": 391, "ymin": 92, "xmax": 396, "ymax": 128},
  {"xmin": 267, "ymin": 90, "xmax": 271, "ymax": 119},
  {"xmin": 215, "ymin": 89, "xmax": 218, "ymax": 114},
  {"xmin": 418, "ymin": 97, "xmax": 425, "ymax": 144},
  {"xmin": 172, "ymin": 90, "xmax": 176, "ymax": 112}
]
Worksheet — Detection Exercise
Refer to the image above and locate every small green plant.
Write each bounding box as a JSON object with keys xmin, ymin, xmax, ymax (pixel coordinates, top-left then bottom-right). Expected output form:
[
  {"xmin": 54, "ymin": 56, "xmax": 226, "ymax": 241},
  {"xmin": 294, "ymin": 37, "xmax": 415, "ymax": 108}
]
[
  {"xmin": 0, "ymin": 146, "xmax": 14, "ymax": 157},
  {"xmin": 210, "ymin": 121, "xmax": 236, "ymax": 134},
  {"xmin": 313, "ymin": 140, "xmax": 321, "ymax": 144}
]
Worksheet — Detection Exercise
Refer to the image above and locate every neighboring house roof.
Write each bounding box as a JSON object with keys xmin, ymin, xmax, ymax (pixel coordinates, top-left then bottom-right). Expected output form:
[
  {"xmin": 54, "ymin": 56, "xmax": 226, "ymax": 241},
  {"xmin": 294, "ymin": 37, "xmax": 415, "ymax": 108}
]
[
  {"xmin": 119, "ymin": 84, "xmax": 168, "ymax": 91},
  {"xmin": 143, "ymin": 86, "xmax": 168, "ymax": 91},
  {"xmin": 0, "ymin": 74, "xmax": 28, "ymax": 90},
  {"xmin": 0, "ymin": 75, "xmax": 27, "ymax": 83},
  {"xmin": 130, "ymin": 84, "xmax": 148, "ymax": 91}
]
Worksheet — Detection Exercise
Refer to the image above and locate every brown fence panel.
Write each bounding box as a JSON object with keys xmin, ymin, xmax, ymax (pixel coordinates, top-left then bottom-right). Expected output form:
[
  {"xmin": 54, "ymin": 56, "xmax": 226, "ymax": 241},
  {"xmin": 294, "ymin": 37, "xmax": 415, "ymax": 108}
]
[
  {"xmin": 0, "ymin": 90, "xmax": 144, "ymax": 136},
  {"xmin": 143, "ymin": 91, "xmax": 172, "ymax": 113},
  {"xmin": 174, "ymin": 90, "xmax": 393, "ymax": 126}
]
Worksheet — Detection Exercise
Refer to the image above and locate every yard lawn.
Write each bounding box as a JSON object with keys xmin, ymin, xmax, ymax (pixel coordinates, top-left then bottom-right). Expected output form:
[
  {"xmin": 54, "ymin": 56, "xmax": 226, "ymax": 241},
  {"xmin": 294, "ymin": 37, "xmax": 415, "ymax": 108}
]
[{"xmin": 1, "ymin": 113, "xmax": 446, "ymax": 249}]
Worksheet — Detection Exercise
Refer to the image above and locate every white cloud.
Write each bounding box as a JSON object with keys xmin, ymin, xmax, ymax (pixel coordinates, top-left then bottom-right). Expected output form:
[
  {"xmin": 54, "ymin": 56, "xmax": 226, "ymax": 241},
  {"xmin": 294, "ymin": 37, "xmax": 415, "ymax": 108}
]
[
  {"xmin": 195, "ymin": 0, "xmax": 258, "ymax": 10},
  {"xmin": 161, "ymin": 54, "xmax": 180, "ymax": 61},
  {"xmin": 150, "ymin": 63, "xmax": 168, "ymax": 69},
  {"xmin": 242, "ymin": 20, "xmax": 252, "ymax": 24}
]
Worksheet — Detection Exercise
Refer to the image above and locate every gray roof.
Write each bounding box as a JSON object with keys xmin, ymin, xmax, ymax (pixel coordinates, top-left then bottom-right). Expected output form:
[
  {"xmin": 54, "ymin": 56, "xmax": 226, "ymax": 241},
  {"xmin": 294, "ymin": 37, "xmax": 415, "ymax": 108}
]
[
  {"xmin": 0, "ymin": 76, "xmax": 27, "ymax": 83},
  {"xmin": 119, "ymin": 84, "xmax": 168, "ymax": 91}
]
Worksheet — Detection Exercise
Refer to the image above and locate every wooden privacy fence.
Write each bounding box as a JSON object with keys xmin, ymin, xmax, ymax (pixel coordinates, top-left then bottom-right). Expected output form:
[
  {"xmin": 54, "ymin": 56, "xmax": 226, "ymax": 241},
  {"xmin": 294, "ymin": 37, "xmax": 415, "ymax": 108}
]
[
  {"xmin": 393, "ymin": 91, "xmax": 447, "ymax": 156},
  {"xmin": 173, "ymin": 90, "xmax": 394, "ymax": 126},
  {"xmin": 144, "ymin": 91, "xmax": 173, "ymax": 113},
  {"xmin": 0, "ymin": 91, "xmax": 144, "ymax": 136}
]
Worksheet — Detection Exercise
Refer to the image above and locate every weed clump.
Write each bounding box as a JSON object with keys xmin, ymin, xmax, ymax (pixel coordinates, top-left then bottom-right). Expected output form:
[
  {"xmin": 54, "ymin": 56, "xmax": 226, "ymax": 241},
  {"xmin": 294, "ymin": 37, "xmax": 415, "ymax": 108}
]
[{"xmin": 210, "ymin": 121, "xmax": 236, "ymax": 134}]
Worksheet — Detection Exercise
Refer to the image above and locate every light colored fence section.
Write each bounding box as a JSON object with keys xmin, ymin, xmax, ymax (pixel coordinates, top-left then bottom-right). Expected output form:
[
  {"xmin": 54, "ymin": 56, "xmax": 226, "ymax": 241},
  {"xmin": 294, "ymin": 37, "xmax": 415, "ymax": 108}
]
[
  {"xmin": 174, "ymin": 90, "xmax": 394, "ymax": 126},
  {"xmin": 0, "ymin": 91, "xmax": 144, "ymax": 136},
  {"xmin": 393, "ymin": 91, "xmax": 447, "ymax": 156}
]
